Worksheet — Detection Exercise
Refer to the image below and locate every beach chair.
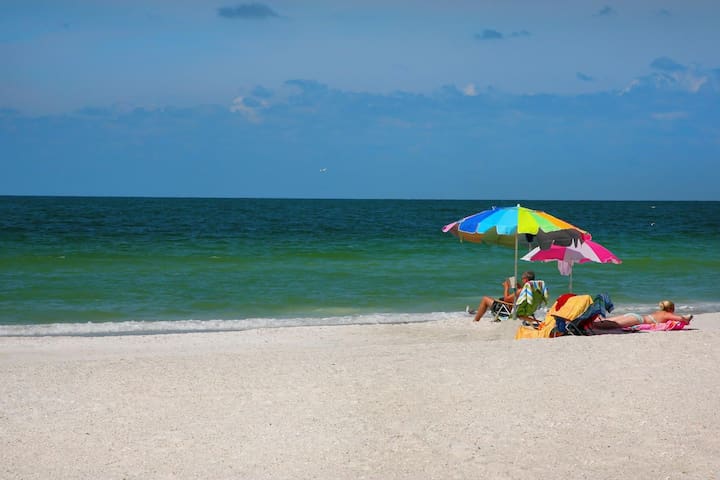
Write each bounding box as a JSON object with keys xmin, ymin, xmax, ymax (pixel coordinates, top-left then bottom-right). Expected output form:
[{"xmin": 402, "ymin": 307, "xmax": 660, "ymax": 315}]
[
  {"xmin": 564, "ymin": 293, "xmax": 614, "ymax": 335},
  {"xmin": 492, "ymin": 280, "xmax": 549, "ymax": 322},
  {"xmin": 514, "ymin": 292, "xmax": 613, "ymax": 339},
  {"xmin": 490, "ymin": 299, "xmax": 514, "ymax": 321},
  {"xmin": 516, "ymin": 294, "xmax": 591, "ymax": 339},
  {"xmin": 515, "ymin": 280, "xmax": 549, "ymax": 324}
]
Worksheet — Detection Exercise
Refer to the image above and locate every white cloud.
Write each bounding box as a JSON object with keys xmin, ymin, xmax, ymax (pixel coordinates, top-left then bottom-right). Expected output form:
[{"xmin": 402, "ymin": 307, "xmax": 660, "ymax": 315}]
[
  {"xmin": 620, "ymin": 70, "xmax": 711, "ymax": 95},
  {"xmin": 685, "ymin": 74, "xmax": 708, "ymax": 93},
  {"xmin": 463, "ymin": 83, "xmax": 478, "ymax": 96},
  {"xmin": 618, "ymin": 79, "xmax": 640, "ymax": 96},
  {"xmin": 651, "ymin": 111, "xmax": 688, "ymax": 121},
  {"xmin": 229, "ymin": 96, "xmax": 267, "ymax": 122}
]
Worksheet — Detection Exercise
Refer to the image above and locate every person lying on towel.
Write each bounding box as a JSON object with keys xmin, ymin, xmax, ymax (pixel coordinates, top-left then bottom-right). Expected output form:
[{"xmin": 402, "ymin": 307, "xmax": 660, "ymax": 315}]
[{"xmin": 592, "ymin": 300, "xmax": 693, "ymax": 330}]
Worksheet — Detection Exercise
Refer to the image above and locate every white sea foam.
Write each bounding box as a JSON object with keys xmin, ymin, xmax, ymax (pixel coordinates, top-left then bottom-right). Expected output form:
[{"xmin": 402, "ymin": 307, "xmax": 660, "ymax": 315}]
[
  {"xmin": 0, "ymin": 312, "xmax": 463, "ymax": 337},
  {"xmin": 2, "ymin": 302, "xmax": 716, "ymax": 337}
]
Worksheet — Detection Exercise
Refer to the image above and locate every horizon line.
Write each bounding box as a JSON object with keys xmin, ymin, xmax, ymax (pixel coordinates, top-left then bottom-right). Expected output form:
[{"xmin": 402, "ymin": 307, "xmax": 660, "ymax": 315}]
[{"xmin": 0, "ymin": 194, "xmax": 717, "ymax": 202}]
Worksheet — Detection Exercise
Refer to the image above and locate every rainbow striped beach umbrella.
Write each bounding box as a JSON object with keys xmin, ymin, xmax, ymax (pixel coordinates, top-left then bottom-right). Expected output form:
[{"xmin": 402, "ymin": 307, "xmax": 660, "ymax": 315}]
[{"xmin": 443, "ymin": 204, "xmax": 591, "ymax": 290}]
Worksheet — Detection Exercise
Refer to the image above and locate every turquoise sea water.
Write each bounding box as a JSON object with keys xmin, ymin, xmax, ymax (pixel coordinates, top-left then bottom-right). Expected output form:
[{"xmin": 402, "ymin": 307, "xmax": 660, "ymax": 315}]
[{"xmin": 1, "ymin": 197, "xmax": 718, "ymax": 335}]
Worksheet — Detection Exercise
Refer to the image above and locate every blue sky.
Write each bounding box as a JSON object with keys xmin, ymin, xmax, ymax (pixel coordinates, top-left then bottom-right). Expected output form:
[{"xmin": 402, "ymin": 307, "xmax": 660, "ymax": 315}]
[{"xmin": 1, "ymin": 1, "xmax": 719, "ymax": 200}]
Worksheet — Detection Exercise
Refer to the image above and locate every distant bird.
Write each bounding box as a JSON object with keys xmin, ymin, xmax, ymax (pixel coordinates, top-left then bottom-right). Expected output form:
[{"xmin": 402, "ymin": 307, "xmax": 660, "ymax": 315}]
[{"xmin": 319, "ymin": 168, "xmax": 328, "ymax": 173}]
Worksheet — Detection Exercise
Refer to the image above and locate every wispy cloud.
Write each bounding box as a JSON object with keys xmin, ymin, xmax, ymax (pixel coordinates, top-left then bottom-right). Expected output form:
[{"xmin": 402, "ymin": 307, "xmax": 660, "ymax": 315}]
[
  {"xmin": 594, "ymin": 6, "xmax": 617, "ymax": 17},
  {"xmin": 462, "ymin": 84, "xmax": 478, "ymax": 96},
  {"xmin": 475, "ymin": 29, "xmax": 503, "ymax": 40},
  {"xmin": 650, "ymin": 57, "xmax": 687, "ymax": 72},
  {"xmin": 474, "ymin": 29, "xmax": 529, "ymax": 41},
  {"xmin": 229, "ymin": 96, "xmax": 266, "ymax": 122},
  {"xmin": 576, "ymin": 72, "xmax": 594, "ymax": 82},
  {"xmin": 621, "ymin": 59, "xmax": 715, "ymax": 95},
  {"xmin": 510, "ymin": 30, "xmax": 530, "ymax": 38},
  {"xmin": 218, "ymin": 3, "xmax": 279, "ymax": 20},
  {"xmin": 5, "ymin": 81, "xmax": 718, "ymax": 200},
  {"xmin": 651, "ymin": 111, "xmax": 687, "ymax": 121},
  {"xmin": 657, "ymin": 9, "xmax": 671, "ymax": 16}
]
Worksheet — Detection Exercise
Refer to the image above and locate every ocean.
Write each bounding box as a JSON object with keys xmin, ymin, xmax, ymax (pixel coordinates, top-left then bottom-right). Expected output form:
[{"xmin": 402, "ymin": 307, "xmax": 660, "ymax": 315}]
[{"xmin": 1, "ymin": 196, "xmax": 718, "ymax": 336}]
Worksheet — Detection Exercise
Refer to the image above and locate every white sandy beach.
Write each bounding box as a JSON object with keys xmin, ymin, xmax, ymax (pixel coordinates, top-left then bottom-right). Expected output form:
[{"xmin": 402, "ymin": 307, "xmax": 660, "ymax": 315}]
[{"xmin": 2, "ymin": 314, "xmax": 719, "ymax": 479}]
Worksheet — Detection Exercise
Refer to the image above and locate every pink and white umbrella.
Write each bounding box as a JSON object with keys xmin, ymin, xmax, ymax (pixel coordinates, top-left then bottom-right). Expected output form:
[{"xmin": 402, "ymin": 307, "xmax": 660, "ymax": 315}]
[{"xmin": 521, "ymin": 239, "xmax": 621, "ymax": 291}]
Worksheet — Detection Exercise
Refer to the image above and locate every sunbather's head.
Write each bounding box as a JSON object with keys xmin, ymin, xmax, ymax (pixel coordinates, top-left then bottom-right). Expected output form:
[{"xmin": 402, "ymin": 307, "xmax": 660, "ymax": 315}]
[
  {"xmin": 659, "ymin": 300, "xmax": 675, "ymax": 312},
  {"xmin": 521, "ymin": 271, "xmax": 535, "ymax": 282}
]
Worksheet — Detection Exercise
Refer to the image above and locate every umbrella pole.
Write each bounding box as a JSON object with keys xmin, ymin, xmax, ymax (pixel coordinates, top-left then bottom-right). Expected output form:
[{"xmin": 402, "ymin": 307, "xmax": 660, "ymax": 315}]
[
  {"xmin": 513, "ymin": 232, "xmax": 518, "ymax": 319},
  {"xmin": 569, "ymin": 271, "xmax": 573, "ymax": 293}
]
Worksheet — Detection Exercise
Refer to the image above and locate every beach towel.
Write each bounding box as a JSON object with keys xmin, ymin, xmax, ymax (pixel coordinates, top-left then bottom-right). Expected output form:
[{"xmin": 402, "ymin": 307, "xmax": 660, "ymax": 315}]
[
  {"xmin": 563, "ymin": 293, "xmax": 614, "ymax": 334},
  {"xmin": 515, "ymin": 280, "xmax": 548, "ymax": 317},
  {"xmin": 573, "ymin": 293, "xmax": 614, "ymax": 324},
  {"xmin": 514, "ymin": 316, "xmax": 563, "ymax": 339},
  {"xmin": 549, "ymin": 294, "xmax": 593, "ymax": 322},
  {"xmin": 624, "ymin": 320, "xmax": 689, "ymax": 332},
  {"xmin": 515, "ymin": 294, "xmax": 593, "ymax": 339},
  {"xmin": 553, "ymin": 293, "xmax": 577, "ymax": 311}
]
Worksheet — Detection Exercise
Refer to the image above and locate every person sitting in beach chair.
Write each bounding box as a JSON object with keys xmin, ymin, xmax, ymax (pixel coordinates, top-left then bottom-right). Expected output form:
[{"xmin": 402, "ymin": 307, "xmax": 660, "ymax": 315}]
[
  {"xmin": 468, "ymin": 274, "xmax": 522, "ymax": 322},
  {"xmin": 469, "ymin": 271, "xmax": 546, "ymax": 322}
]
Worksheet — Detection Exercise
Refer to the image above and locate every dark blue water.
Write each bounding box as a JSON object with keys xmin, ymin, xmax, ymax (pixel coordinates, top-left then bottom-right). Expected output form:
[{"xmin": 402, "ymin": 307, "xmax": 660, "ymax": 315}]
[{"xmin": 1, "ymin": 197, "xmax": 718, "ymax": 335}]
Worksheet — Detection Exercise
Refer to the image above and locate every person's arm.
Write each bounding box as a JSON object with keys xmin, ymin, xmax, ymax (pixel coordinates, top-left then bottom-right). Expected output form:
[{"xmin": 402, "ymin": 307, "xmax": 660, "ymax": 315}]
[
  {"xmin": 652, "ymin": 311, "xmax": 694, "ymax": 323},
  {"xmin": 502, "ymin": 279, "xmax": 511, "ymax": 300},
  {"xmin": 501, "ymin": 279, "xmax": 516, "ymax": 303},
  {"xmin": 667, "ymin": 312, "xmax": 693, "ymax": 323}
]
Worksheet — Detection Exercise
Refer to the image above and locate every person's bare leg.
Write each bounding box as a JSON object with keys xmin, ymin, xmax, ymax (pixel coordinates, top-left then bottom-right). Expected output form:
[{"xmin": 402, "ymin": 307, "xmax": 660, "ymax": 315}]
[
  {"xmin": 593, "ymin": 314, "xmax": 641, "ymax": 329},
  {"xmin": 592, "ymin": 319, "xmax": 623, "ymax": 329},
  {"xmin": 473, "ymin": 296, "xmax": 495, "ymax": 322}
]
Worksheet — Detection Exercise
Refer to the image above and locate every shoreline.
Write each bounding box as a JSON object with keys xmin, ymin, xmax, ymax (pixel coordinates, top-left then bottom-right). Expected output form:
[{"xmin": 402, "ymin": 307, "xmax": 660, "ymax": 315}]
[
  {"xmin": 0, "ymin": 302, "xmax": 714, "ymax": 338},
  {"xmin": 2, "ymin": 313, "xmax": 719, "ymax": 479}
]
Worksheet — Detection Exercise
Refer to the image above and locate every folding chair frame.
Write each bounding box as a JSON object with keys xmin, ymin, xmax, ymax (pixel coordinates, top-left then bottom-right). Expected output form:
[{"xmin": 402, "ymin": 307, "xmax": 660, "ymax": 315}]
[{"xmin": 490, "ymin": 300, "xmax": 514, "ymax": 322}]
